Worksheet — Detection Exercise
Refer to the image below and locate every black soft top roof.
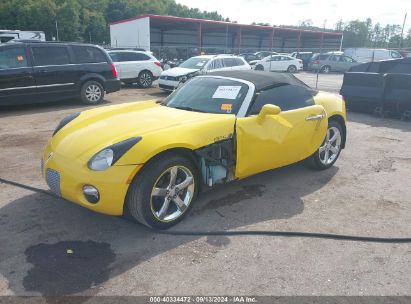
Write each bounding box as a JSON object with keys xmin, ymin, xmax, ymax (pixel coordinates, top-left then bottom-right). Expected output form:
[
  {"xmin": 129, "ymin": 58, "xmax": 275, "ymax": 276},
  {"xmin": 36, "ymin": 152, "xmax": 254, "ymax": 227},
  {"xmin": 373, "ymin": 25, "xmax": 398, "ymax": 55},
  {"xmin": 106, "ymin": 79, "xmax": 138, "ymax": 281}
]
[{"xmin": 207, "ymin": 70, "xmax": 312, "ymax": 91}]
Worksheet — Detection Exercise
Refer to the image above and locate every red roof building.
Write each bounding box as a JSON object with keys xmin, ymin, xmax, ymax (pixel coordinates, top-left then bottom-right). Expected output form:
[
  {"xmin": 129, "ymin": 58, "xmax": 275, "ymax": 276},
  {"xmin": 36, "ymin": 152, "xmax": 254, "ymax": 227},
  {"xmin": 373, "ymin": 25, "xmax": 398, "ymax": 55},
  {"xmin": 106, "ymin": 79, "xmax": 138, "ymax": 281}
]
[{"xmin": 110, "ymin": 14, "xmax": 342, "ymax": 55}]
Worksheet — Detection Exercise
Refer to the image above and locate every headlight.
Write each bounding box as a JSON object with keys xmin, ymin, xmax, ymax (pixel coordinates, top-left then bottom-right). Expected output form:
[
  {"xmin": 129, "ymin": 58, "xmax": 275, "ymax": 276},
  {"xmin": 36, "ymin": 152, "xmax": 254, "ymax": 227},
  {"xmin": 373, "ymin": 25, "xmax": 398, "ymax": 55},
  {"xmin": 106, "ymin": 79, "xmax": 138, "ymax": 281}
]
[
  {"xmin": 179, "ymin": 75, "xmax": 188, "ymax": 82},
  {"xmin": 88, "ymin": 149, "xmax": 114, "ymax": 171},
  {"xmin": 88, "ymin": 137, "xmax": 142, "ymax": 171},
  {"xmin": 53, "ymin": 113, "xmax": 80, "ymax": 136}
]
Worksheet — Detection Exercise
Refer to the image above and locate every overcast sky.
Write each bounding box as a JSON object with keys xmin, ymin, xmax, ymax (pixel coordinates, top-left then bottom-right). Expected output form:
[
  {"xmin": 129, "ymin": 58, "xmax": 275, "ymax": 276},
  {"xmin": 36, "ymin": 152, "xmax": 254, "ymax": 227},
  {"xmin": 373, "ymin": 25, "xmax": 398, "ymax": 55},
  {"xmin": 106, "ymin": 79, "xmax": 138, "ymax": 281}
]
[{"xmin": 175, "ymin": 0, "xmax": 411, "ymax": 30}]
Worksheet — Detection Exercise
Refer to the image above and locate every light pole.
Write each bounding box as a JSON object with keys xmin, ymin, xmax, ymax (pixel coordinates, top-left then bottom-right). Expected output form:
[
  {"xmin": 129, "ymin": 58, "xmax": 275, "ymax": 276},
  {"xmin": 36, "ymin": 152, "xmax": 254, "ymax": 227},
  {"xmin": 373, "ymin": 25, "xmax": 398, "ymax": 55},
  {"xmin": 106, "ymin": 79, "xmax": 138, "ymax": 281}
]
[
  {"xmin": 55, "ymin": 20, "xmax": 60, "ymax": 41},
  {"xmin": 399, "ymin": 13, "xmax": 407, "ymax": 49}
]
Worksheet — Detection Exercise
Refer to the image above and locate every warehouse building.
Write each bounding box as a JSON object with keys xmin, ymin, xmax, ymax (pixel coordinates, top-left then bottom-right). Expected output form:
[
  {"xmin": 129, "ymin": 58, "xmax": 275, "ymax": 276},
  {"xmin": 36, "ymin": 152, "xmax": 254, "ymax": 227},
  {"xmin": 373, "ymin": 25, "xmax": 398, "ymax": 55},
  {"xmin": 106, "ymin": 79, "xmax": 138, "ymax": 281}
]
[{"xmin": 110, "ymin": 14, "xmax": 343, "ymax": 57}]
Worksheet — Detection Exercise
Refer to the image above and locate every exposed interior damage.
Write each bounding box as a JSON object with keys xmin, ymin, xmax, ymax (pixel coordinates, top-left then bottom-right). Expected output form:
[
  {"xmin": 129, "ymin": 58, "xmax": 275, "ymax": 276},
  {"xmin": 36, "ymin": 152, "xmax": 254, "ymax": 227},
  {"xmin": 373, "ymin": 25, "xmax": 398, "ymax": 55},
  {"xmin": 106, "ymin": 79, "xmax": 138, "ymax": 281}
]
[{"xmin": 194, "ymin": 136, "xmax": 236, "ymax": 187}]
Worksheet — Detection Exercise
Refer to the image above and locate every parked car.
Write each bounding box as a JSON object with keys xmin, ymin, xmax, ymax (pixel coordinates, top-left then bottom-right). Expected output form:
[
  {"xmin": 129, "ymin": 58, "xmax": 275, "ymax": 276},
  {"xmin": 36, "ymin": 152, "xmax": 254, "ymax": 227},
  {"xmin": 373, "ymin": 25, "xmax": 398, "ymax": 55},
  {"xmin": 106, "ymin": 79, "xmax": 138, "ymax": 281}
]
[
  {"xmin": 108, "ymin": 50, "xmax": 162, "ymax": 88},
  {"xmin": 0, "ymin": 41, "xmax": 120, "ymax": 105},
  {"xmin": 158, "ymin": 55, "xmax": 251, "ymax": 91},
  {"xmin": 43, "ymin": 70, "xmax": 346, "ymax": 229},
  {"xmin": 308, "ymin": 53, "xmax": 360, "ymax": 73},
  {"xmin": 344, "ymin": 48, "xmax": 402, "ymax": 63},
  {"xmin": 341, "ymin": 58, "xmax": 411, "ymax": 119},
  {"xmin": 254, "ymin": 55, "xmax": 303, "ymax": 73},
  {"xmin": 290, "ymin": 51, "xmax": 313, "ymax": 70},
  {"xmin": 249, "ymin": 51, "xmax": 278, "ymax": 66},
  {"xmin": 239, "ymin": 53, "xmax": 259, "ymax": 63}
]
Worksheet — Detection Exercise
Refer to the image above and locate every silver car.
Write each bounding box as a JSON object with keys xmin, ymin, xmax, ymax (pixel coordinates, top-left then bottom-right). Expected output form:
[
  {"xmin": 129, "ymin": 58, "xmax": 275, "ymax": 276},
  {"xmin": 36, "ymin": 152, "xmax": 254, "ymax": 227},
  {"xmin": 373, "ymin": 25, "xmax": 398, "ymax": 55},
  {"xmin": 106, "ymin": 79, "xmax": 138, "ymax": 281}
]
[{"xmin": 309, "ymin": 53, "xmax": 360, "ymax": 73}]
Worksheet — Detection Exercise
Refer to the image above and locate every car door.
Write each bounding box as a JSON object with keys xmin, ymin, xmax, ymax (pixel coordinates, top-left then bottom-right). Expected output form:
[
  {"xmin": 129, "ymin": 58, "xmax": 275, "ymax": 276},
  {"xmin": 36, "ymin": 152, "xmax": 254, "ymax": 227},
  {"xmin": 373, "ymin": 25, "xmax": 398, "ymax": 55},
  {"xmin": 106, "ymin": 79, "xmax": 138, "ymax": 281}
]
[
  {"xmin": 280, "ymin": 56, "xmax": 292, "ymax": 71},
  {"xmin": 0, "ymin": 44, "xmax": 36, "ymax": 104},
  {"xmin": 267, "ymin": 56, "xmax": 280, "ymax": 71},
  {"xmin": 30, "ymin": 44, "xmax": 78, "ymax": 99},
  {"xmin": 235, "ymin": 84, "xmax": 327, "ymax": 178}
]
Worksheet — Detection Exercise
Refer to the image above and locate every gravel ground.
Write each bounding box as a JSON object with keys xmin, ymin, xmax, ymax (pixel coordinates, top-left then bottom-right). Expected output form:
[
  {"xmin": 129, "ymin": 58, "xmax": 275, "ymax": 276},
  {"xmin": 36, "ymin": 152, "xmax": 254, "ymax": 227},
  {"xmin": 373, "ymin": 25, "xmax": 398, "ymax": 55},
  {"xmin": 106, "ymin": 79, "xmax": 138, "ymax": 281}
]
[{"xmin": 0, "ymin": 72, "xmax": 410, "ymax": 296}]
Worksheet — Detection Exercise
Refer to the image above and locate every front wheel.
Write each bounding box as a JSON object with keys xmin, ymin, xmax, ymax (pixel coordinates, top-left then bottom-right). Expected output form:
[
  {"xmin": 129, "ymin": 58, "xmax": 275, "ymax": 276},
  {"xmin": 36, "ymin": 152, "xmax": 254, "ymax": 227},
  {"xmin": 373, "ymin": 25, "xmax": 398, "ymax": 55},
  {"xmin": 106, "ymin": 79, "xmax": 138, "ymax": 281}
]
[
  {"xmin": 125, "ymin": 153, "xmax": 199, "ymax": 229},
  {"xmin": 287, "ymin": 65, "xmax": 297, "ymax": 73},
  {"xmin": 255, "ymin": 65, "xmax": 264, "ymax": 71},
  {"xmin": 320, "ymin": 65, "xmax": 331, "ymax": 74},
  {"xmin": 307, "ymin": 120, "xmax": 343, "ymax": 170}
]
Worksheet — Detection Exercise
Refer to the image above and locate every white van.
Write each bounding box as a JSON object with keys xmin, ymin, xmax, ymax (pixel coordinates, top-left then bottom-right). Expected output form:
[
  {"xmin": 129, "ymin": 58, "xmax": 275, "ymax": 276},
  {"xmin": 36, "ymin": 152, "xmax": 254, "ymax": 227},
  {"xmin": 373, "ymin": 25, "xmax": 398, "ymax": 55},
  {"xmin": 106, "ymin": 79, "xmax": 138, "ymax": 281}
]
[{"xmin": 344, "ymin": 48, "xmax": 402, "ymax": 63}]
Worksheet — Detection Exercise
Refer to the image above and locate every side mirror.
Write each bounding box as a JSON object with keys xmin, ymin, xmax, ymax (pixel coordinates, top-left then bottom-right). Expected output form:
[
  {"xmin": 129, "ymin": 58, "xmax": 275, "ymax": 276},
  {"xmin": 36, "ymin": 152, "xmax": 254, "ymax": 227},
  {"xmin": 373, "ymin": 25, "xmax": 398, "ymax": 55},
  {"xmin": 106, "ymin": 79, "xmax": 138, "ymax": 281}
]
[{"xmin": 257, "ymin": 104, "xmax": 281, "ymax": 122}]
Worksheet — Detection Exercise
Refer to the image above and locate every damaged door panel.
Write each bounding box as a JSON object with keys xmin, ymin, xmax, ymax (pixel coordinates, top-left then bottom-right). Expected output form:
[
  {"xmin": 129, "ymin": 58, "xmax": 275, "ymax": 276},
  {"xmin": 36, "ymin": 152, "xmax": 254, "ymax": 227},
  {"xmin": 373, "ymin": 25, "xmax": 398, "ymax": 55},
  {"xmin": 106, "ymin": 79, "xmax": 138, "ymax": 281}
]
[
  {"xmin": 195, "ymin": 137, "xmax": 236, "ymax": 186},
  {"xmin": 235, "ymin": 105, "xmax": 328, "ymax": 179}
]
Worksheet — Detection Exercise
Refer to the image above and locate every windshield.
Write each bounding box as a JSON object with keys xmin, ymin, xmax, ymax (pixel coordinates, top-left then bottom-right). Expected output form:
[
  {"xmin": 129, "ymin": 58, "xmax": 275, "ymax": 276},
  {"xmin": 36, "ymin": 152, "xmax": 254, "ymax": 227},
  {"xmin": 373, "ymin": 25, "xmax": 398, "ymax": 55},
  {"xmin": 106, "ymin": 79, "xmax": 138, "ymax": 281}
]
[
  {"xmin": 179, "ymin": 57, "xmax": 210, "ymax": 69},
  {"xmin": 163, "ymin": 77, "xmax": 249, "ymax": 115}
]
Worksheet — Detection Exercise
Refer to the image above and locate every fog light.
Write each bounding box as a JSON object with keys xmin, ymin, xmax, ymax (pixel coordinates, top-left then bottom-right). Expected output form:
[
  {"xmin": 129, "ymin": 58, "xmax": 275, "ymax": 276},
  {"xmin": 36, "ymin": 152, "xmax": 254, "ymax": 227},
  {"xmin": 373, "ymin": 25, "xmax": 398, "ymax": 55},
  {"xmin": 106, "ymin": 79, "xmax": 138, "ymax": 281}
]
[{"xmin": 83, "ymin": 185, "xmax": 100, "ymax": 204}]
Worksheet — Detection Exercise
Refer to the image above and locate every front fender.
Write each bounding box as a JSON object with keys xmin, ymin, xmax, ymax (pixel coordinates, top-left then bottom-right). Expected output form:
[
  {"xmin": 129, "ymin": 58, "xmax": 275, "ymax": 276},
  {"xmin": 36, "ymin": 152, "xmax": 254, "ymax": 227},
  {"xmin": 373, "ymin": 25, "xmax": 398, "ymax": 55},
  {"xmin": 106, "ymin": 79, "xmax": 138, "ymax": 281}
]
[{"xmin": 115, "ymin": 115, "xmax": 236, "ymax": 166}]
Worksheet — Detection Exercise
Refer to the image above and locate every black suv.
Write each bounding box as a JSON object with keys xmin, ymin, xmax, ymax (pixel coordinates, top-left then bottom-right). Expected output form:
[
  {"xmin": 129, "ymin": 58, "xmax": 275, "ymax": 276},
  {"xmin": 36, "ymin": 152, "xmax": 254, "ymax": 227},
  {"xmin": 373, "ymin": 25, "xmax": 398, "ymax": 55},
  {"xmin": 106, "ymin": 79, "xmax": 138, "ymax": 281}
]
[{"xmin": 0, "ymin": 41, "xmax": 121, "ymax": 105}]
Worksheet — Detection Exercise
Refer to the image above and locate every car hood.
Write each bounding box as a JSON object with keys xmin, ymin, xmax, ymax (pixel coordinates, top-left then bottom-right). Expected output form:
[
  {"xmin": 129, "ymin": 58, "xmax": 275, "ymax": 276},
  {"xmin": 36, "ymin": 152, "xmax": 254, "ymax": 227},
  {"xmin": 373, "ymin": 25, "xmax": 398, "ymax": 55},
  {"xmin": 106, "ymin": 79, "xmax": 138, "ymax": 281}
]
[
  {"xmin": 161, "ymin": 67, "xmax": 199, "ymax": 77},
  {"xmin": 48, "ymin": 101, "xmax": 235, "ymax": 163}
]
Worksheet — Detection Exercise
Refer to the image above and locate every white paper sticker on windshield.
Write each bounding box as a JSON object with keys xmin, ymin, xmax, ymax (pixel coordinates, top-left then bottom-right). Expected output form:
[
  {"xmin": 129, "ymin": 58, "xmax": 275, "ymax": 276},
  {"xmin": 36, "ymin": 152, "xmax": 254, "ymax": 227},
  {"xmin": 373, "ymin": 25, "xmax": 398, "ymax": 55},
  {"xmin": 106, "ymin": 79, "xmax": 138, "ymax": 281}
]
[
  {"xmin": 196, "ymin": 62, "xmax": 205, "ymax": 67},
  {"xmin": 212, "ymin": 86, "xmax": 242, "ymax": 99}
]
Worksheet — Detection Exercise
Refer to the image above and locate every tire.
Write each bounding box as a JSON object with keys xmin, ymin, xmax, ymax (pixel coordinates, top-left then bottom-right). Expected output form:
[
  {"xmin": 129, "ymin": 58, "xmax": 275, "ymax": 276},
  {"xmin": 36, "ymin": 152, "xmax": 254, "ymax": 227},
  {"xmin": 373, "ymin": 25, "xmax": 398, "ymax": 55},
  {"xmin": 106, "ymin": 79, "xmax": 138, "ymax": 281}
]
[
  {"xmin": 137, "ymin": 70, "xmax": 153, "ymax": 88},
  {"xmin": 287, "ymin": 65, "xmax": 297, "ymax": 73},
  {"xmin": 320, "ymin": 65, "xmax": 331, "ymax": 74},
  {"xmin": 255, "ymin": 65, "xmax": 264, "ymax": 71},
  {"xmin": 125, "ymin": 153, "xmax": 199, "ymax": 229},
  {"xmin": 80, "ymin": 80, "xmax": 104, "ymax": 105},
  {"xmin": 307, "ymin": 120, "xmax": 343, "ymax": 170}
]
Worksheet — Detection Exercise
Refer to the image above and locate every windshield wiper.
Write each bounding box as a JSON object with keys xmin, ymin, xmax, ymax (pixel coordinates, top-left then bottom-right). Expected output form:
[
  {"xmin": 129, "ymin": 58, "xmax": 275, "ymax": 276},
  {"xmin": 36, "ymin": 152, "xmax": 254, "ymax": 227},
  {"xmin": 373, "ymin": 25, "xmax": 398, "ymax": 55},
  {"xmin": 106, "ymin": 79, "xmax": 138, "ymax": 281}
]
[{"xmin": 172, "ymin": 106, "xmax": 206, "ymax": 113}]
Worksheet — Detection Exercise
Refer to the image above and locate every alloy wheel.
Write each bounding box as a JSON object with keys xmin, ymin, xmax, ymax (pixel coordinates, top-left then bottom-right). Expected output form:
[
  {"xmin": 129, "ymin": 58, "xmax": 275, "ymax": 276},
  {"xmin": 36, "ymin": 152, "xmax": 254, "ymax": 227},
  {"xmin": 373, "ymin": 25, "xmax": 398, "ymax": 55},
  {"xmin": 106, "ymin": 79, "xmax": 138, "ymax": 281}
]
[
  {"xmin": 85, "ymin": 84, "xmax": 102, "ymax": 102},
  {"xmin": 150, "ymin": 166, "xmax": 195, "ymax": 222},
  {"xmin": 319, "ymin": 126, "xmax": 342, "ymax": 165},
  {"xmin": 140, "ymin": 72, "xmax": 152, "ymax": 87}
]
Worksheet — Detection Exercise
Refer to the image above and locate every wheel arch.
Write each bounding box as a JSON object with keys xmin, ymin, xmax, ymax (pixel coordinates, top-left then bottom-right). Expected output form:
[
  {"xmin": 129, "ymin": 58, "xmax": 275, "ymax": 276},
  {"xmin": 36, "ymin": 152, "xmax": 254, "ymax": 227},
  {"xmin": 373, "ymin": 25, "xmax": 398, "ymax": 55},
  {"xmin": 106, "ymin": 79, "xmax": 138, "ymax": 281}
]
[
  {"xmin": 139, "ymin": 69, "xmax": 153, "ymax": 76},
  {"xmin": 328, "ymin": 114, "xmax": 346, "ymax": 149},
  {"xmin": 122, "ymin": 147, "xmax": 200, "ymax": 216},
  {"xmin": 79, "ymin": 74, "xmax": 106, "ymax": 90}
]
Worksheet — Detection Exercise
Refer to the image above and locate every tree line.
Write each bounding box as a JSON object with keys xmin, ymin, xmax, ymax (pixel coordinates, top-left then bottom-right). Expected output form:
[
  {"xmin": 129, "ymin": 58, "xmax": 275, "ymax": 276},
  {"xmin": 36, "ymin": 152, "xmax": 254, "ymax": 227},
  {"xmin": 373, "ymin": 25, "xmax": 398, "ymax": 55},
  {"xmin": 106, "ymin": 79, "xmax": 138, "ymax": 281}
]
[
  {"xmin": 295, "ymin": 18, "xmax": 411, "ymax": 49},
  {"xmin": 0, "ymin": 0, "xmax": 410, "ymax": 49},
  {"xmin": 0, "ymin": 0, "xmax": 224, "ymax": 44}
]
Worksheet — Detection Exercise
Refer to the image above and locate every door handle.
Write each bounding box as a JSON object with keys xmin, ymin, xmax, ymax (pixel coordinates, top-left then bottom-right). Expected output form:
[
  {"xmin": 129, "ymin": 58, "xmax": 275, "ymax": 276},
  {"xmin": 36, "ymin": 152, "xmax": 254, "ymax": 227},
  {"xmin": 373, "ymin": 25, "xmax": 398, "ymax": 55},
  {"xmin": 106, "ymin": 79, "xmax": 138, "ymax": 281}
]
[{"xmin": 305, "ymin": 114, "xmax": 324, "ymax": 121}]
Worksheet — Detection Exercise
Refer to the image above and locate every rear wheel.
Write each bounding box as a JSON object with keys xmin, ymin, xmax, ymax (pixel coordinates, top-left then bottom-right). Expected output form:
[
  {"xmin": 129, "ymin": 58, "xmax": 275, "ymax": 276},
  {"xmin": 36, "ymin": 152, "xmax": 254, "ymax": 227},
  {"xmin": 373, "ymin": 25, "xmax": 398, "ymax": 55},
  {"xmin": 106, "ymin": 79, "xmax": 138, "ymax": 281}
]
[
  {"xmin": 320, "ymin": 65, "xmax": 331, "ymax": 73},
  {"xmin": 137, "ymin": 71, "xmax": 153, "ymax": 88},
  {"xmin": 287, "ymin": 65, "xmax": 297, "ymax": 73},
  {"xmin": 307, "ymin": 120, "xmax": 343, "ymax": 170},
  {"xmin": 80, "ymin": 81, "xmax": 104, "ymax": 104},
  {"xmin": 125, "ymin": 153, "xmax": 199, "ymax": 229}
]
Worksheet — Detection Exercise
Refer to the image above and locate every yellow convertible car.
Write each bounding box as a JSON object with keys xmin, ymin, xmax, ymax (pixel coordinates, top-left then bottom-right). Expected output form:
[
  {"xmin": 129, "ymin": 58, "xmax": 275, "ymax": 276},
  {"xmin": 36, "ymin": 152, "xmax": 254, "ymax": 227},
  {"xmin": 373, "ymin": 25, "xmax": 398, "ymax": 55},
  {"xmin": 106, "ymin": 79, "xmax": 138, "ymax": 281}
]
[{"xmin": 42, "ymin": 70, "xmax": 346, "ymax": 229}]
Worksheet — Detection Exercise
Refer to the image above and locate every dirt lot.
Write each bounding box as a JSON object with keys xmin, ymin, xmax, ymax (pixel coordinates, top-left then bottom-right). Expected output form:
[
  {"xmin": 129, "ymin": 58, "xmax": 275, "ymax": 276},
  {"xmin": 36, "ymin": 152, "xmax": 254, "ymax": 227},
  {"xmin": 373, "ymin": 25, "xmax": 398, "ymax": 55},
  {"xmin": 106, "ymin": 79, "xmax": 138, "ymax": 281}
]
[{"xmin": 0, "ymin": 72, "xmax": 410, "ymax": 296}]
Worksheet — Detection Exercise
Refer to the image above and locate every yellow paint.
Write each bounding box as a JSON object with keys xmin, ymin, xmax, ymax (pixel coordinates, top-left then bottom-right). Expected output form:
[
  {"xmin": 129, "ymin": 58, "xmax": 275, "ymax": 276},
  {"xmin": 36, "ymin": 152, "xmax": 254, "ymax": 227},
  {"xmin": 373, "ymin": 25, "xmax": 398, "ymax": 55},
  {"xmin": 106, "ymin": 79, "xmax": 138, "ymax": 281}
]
[
  {"xmin": 235, "ymin": 104, "xmax": 328, "ymax": 179},
  {"xmin": 126, "ymin": 164, "xmax": 143, "ymax": 184},
  {"xmin": 43, "ymin": 93, "xmax": 345, "ymax": 216}
]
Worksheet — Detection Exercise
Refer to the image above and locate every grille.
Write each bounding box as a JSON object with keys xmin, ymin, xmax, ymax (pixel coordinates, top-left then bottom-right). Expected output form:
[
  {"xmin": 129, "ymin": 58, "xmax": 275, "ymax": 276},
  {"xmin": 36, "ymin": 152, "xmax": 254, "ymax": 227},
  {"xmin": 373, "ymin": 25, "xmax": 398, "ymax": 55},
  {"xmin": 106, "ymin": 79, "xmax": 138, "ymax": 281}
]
[
  {"xmin": 46, "ymin": 169, "xmax": 61, "ymax": 196},
  {"xmin": 160, "ymin": 76, "xmax": 177, "ymax": 81}
]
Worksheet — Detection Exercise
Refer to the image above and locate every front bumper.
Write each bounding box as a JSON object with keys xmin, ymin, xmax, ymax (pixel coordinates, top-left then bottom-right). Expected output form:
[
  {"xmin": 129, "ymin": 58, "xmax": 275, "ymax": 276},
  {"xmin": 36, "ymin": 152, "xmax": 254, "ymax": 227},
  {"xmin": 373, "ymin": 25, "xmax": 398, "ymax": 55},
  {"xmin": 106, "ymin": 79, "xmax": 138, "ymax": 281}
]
[
  {"xmin": 42, "ymin": 148, "xmax": 140, "ymax": 216},
  {"xmin": 105, "ymin": 79, "xmax": 121, "ymax": 93},
  {"xmin": 158, "ymin": 79, "xmax": 179, "ymax": 91}
]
